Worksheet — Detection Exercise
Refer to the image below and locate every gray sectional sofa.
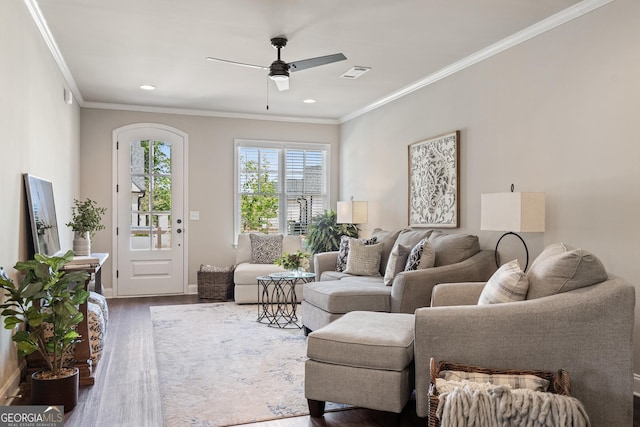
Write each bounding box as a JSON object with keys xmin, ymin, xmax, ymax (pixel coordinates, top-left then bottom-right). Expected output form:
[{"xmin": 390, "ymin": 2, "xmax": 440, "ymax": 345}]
[{"xmin": 301, "ymin": 228, "xmax": 497, "ymax": 332}]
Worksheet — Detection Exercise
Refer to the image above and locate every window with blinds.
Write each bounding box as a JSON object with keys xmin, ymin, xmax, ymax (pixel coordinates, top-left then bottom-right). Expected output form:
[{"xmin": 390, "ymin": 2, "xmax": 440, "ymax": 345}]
[{"xmin": 235, "ymin": 140, "xmax": 329, "ymax": 236}]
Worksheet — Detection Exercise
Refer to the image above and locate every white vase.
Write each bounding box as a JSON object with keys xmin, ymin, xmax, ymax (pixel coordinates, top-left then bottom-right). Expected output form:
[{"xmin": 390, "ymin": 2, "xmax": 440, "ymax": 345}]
[{"xmin": 73, "ymin": 231, "xmax": 91, "ymax": 256}]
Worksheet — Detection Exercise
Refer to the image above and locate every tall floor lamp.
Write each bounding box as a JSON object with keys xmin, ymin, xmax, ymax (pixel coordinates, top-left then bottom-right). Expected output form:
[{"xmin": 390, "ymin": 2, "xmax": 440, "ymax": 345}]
[{"xmin": 480, "ymin": 191, "xmax": 545, "ymax": 271}]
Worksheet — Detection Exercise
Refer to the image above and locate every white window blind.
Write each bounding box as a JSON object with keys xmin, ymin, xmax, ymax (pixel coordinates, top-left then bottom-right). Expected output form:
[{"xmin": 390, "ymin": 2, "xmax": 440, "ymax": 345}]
[{"xmin": 235, "ymin": 140, "xmax": 329, "ymax": 237}]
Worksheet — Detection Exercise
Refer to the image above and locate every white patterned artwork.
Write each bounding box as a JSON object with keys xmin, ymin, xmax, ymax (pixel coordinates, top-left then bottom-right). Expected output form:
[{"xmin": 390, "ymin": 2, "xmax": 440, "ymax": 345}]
[{"xmin": 408, "ymin": 131, "xmax": 459, "ymax": 228}]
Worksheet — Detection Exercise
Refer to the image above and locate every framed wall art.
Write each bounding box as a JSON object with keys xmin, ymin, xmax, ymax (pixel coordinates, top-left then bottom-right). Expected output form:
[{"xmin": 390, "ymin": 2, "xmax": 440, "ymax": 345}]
[{"xmin": 408, "ymin": 131, "xmax": 460, "ymax": 228}]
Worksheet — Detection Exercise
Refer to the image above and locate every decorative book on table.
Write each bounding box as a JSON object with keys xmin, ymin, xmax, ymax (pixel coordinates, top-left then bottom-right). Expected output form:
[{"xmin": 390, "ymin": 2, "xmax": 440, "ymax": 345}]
[{"xmin": 66, "ymin": 255, "xmax": 101, "ymax": 268}]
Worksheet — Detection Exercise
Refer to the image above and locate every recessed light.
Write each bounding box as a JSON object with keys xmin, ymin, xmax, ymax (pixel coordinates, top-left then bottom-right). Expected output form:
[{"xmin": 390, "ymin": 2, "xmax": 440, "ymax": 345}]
[
  {"xmin": 140, "ymin": 84, "xmax": 156, "ymax": 90},
  {"xmin": 303, "ymin": 99, "xmax": 316, "ymax": 104}
]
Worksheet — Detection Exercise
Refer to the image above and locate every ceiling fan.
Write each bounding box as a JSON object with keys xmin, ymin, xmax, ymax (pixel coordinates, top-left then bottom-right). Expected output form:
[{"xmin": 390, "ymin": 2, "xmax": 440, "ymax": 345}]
[{"xmin": 205, "ymin": 37, "xmax": 347, "ymax": 91}]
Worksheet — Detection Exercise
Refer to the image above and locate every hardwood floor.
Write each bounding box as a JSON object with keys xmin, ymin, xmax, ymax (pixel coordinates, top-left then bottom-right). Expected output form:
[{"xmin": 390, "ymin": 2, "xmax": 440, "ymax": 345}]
[
  {"xmin": 12, "ymin": 295, "xmax": 640, "ymax": 426},
  {"xmin": 13, "ymin": 295, "xmax": 422, "ymax": 426}
]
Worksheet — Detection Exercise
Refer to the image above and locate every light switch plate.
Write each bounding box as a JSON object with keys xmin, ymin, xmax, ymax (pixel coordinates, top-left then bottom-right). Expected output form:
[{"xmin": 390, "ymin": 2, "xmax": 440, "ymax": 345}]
[{"xmin": 189, "ymin": 211, "xmax": 200, "ymax": 220}]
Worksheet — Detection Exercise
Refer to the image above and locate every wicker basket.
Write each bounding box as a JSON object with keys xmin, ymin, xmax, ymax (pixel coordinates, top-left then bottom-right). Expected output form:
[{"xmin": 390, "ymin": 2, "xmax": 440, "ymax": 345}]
[
  {"xmin": 427, "ymin": 358, "xmax": 571, "ymax": 427},
  {"xmin": 197, "ymin": 266, "xmax": 235, "ymax": 301}
]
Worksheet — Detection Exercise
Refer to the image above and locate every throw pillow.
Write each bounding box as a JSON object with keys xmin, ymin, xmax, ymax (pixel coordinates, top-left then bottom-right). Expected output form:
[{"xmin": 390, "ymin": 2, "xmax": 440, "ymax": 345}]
[
  {"xmin": 429, "ymin": 231, "xmax": 480, "ymax": 267},
  {"xmin": 478, "ymin": 259, "xmax": 529, "ymax": 304},
  {"xmin": 383, "ymin": 244, "xmax": 412, "ymax": 285},
  {"xmin": 343, "ymin": 238, "xmax": 384, "ymax": 276},
  {"xmin": 526, "ymin": 243, "xmax": 608, "ymax": 300},
  {"xmin": 249, "ymin": 233, "xmax": 283, "ymax": 264},
  {"xmin": 418, "ymin": 239, "xmax": 436, "ymax": 269},
  {"xmin": 335, "ymin": 235, "xmax": 377, "ymax": 272},
  {"xmin": 438, "ymin": 371, "xmax": 550, "ymax": 392},
  {"xmin": 404, "ymin": 238, "xmax": 436, "ymax": 271}
]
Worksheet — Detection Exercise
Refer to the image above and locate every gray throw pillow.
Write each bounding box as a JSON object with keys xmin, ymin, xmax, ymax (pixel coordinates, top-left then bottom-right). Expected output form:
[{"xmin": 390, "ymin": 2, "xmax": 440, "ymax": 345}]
[
  {"xmin": 526, "ymin": 243, "xmax": 608, "ymax": 299},
  {"xmin": 343, "ymin": 238, "xmax": 384, "ymax": 276},
  {"xmin": 335, "ymin": 235, "xmax": 377, "ymax": 272},
  {"xmin": 429, "ymin": 231, "xmax": 480, "ymax": 266},
  {"xmin": 383, "ymin": 244, "xmax": 412, "ymax": 285},
  {"xmin": 249, "ymin": 233, "xmax": 283, "ymax": 264}
]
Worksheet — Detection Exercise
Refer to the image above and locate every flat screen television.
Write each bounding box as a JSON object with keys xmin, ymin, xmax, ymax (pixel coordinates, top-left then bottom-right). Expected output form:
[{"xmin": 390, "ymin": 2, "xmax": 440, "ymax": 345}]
[{"xmin": 24, "ymin": 173, "xmax": 62, "ymax": 257}]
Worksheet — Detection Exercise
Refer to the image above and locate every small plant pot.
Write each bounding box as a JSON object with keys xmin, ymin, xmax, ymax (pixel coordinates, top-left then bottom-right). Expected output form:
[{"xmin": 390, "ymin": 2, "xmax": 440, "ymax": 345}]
[
  {"xmin": 73, "ymin": 231, "xmax": 91, "ymax": 256},
  {"xmin": 31, "ymin": 367, "xmax": 79, "ymax": 412}
]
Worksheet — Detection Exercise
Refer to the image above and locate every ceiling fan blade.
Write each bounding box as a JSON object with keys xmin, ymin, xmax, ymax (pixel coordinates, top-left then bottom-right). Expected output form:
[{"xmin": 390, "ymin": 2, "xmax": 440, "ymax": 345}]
[
  {"xmin": 288, "ymin": 53, "xmax": 347, "ymax": 72},
  {"xmin": 205, "ymin": 57, "xmax": 268, "ymax": 70},
  {"xmin": 274, "ymin": 78, "xmax": 289, "ymax": 91}
]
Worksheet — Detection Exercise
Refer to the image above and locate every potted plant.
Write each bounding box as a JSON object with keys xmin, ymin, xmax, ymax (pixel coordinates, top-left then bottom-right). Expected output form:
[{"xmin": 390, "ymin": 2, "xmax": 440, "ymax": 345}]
[
  {"xmin": 66, "ymin": 198, "xmax": 106, "ymax": 256},
  {"xmin": 274, "ymin": 250, "xmax": 311, "ymax": 275},
  {"xmin": 0, "ymin": 250, "xmax": 89, "ymax": 411},
  {"xmin": 304, "ymin": 210, "xmax": 359, "ymax": 254}
]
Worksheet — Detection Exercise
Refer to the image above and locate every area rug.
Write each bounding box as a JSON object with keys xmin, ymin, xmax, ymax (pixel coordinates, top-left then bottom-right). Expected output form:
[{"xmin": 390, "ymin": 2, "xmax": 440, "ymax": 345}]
[{"xmin": 150, "ymin": 302, "xmax": 341, "ymax": 426}]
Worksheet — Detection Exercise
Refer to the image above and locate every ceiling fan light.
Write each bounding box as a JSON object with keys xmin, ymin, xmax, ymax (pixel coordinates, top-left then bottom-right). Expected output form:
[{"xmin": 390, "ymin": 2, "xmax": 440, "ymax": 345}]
[{"xmin": 270, "ymin": 74, "xmax": 289, "ymax": 81}]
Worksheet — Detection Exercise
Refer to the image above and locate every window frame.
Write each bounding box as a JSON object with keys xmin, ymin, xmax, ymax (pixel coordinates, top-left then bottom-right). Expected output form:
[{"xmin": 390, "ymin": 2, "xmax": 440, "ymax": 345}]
[{"xmin": 234, "ymin": 139, "xmax": 331, "ymax": 242}]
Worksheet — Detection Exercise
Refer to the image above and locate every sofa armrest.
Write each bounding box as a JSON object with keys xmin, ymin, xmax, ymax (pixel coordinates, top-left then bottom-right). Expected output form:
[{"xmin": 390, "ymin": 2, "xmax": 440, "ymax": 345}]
[
  {"xmin": 430, "ymin": 282, "xmax": 485, "ymax": 307},
  {"xmin": 413, "ymin": 277, "xmax": 635, "ymax": 426},
  {"xmin": 313, "ymin": 251, "xmax": 339, "ymax": 280},
  {"xmin": 390, "ymin": 249, "xmax": 496, "ymax": 313}
]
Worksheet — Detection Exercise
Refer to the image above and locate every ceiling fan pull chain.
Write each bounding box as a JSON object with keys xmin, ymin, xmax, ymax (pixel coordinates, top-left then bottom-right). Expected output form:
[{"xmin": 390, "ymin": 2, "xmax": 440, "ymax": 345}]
[{"xmin": 266, "ymin": 76, "xmax": 270, "ymax": 110}]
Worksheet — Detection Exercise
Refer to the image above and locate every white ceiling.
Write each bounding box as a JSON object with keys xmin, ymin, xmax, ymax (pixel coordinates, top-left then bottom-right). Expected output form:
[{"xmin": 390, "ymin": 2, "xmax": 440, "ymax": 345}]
[{"xmin": 34, "ymin": 0, "xmax": 586, "ymax": 123}]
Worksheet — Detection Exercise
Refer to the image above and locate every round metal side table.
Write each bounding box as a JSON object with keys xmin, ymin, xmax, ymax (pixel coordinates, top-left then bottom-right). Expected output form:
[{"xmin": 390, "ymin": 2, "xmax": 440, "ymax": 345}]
[{"xmin": 256, "ymin": 271, "xmax": 315, "ymax": 329}]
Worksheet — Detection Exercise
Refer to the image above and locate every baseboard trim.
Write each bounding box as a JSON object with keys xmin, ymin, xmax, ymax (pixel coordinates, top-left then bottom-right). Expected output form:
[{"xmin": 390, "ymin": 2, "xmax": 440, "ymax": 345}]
[
  {"xmin": 187, "ymin": 283, "xmax": 197, "ymax": 294},
  {"xmin": 0, "ymin": 360, "xmax": 26, "ymax": 406}
]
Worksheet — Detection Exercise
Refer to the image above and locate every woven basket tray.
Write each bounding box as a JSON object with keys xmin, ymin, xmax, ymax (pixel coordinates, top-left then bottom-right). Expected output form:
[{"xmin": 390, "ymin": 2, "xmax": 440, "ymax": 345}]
[
  {"xmin": 428, "ymin": 358, "xmax": 571, "ymax": 427},
  {"xmin": 197, "ymin": 269, "xmax": 235, "ymax": 301}
]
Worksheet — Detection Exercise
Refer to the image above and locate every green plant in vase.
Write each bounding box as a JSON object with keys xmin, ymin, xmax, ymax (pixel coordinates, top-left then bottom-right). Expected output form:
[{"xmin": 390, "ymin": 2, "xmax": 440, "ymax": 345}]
[
  {"xmin": 274, "ymin": 250, "xmax": 311, "ymax": 273},
  {"xmin": 305, "ymin": 210, "xmax": 359, "ymax": 254},
  {"xmin": 0, "ymin": 250, "xmax": 89, "ymax": 410},
  {"xmin": 66, "ymin": 198, "xmax": 106, "ymax": 256}
]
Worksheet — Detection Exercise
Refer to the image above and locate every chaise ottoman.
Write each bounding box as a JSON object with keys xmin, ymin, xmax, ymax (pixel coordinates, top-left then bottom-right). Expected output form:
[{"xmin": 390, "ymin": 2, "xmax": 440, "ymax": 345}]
[{"xmin": 305, "ymin": 310, "xmax": 415, "ymax": 417}]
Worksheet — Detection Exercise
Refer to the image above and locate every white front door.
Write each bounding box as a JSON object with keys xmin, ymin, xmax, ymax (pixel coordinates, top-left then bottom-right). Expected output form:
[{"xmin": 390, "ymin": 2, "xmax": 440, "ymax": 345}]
[{"xmin": 114, "ymin": 124, "xmax": 187, "ymax": 296}]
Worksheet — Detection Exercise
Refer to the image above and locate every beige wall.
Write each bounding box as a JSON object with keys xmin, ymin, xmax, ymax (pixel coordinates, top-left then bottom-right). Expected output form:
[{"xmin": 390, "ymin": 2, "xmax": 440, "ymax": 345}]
[
  {"xmin": 80, "ymin": 109, "xmax": 339, "ymax": 290},
  {"xmin": 0, "ymin": 1, "xmax": 82, "ymax": 403},
  {"xmin": 341, "ymin": 0, "xmax": 640, "ymax": 372}
]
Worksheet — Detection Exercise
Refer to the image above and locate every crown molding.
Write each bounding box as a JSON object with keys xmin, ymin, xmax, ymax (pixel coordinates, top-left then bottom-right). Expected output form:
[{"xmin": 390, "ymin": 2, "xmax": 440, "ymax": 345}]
[
  {"xmin": 25, "ymin": 0, "xmax": 84, "ymax": 104},
  {"xmin": 82, "ymin": 102, "xmax": 340, "ymax": 125},
  {"xmin": 339, "ymin": 0, "xmax": 614, "ymax": 124}
]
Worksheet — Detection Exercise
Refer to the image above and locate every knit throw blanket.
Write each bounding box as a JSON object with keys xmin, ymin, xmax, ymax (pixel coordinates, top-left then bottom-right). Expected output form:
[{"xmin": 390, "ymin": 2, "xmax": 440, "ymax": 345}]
[{"xmin": 435, "ymin": 379, "xmax": 590, "ymax": 427}]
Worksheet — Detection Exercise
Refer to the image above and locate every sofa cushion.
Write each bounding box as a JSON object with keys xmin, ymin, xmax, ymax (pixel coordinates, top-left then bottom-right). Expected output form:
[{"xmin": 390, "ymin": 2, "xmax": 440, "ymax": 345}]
[
  {"xmin": 344, "ymin": 239, "xmax": 384, "ymax": 276},
  {"xmin": 233, "ymin": 262, "xmax": 286, "ymax": 285},
  {"xmin": 370, "ymin": 228, "xmax": 402, "ymax": 276},
  {"xmin": 478, "ymin": 259, "xmax": 529, "ymax": 304},
  {"xmin": 395, "ymin": 229, "xmax": 433, "ymax": 250},
  {"xmin": 384, "ymin": 244, "xmax": 412, "ymax": 285},
  {"xmin": 526, "ymin": 243, "xmax": 608, "ymax": 300},
  {"xmin": 336, "ymin": 235, "xmax": 378, "ymax": 272},
  {"xmin": 320, "ymin": 270, "xmax": 355, "ymax": 281},
  {"xmin": 303, "ymin": 281, "xmax": 391, "ymax": 313},
  {"xmin": 429, "ymin": 231, "xmax": 480, "ymax": 267},
  {"xmin": 249, "ymin": 233, "xmax": 283, "ymax": 263},
  {"xmin": 307, "ymin": 311, "xmax": 414, "ymax": 371}
]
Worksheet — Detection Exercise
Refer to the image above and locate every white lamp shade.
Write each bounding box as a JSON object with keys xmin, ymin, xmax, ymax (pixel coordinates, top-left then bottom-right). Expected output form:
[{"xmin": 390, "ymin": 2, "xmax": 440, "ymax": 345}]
[
  {"xmin": 481, "ymin": 192, "xmax": 545, "ymax": 232},
  {"xmin": 337, "ymin": 201, "xmax": 368, "ymax": 224}
]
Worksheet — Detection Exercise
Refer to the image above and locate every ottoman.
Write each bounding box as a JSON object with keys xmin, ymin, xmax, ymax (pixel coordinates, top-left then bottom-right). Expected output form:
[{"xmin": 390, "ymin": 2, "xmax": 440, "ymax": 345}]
[{"xmin": 305, "ymin": 311, "xmax": 415, "ymax": 417}]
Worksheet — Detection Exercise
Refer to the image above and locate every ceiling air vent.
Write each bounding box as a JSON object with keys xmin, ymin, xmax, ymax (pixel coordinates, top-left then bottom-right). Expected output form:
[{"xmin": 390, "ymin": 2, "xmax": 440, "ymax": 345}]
[{"xmin": 340, "ymin": 66, "xmax": 371, "ymax": 79}]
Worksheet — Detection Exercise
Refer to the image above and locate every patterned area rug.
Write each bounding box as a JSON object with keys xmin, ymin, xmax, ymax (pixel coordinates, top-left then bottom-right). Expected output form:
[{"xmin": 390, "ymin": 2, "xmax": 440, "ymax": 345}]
[{"xmin": 150, "ymin": 302, "xmax": 337, "ymax": 426}]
